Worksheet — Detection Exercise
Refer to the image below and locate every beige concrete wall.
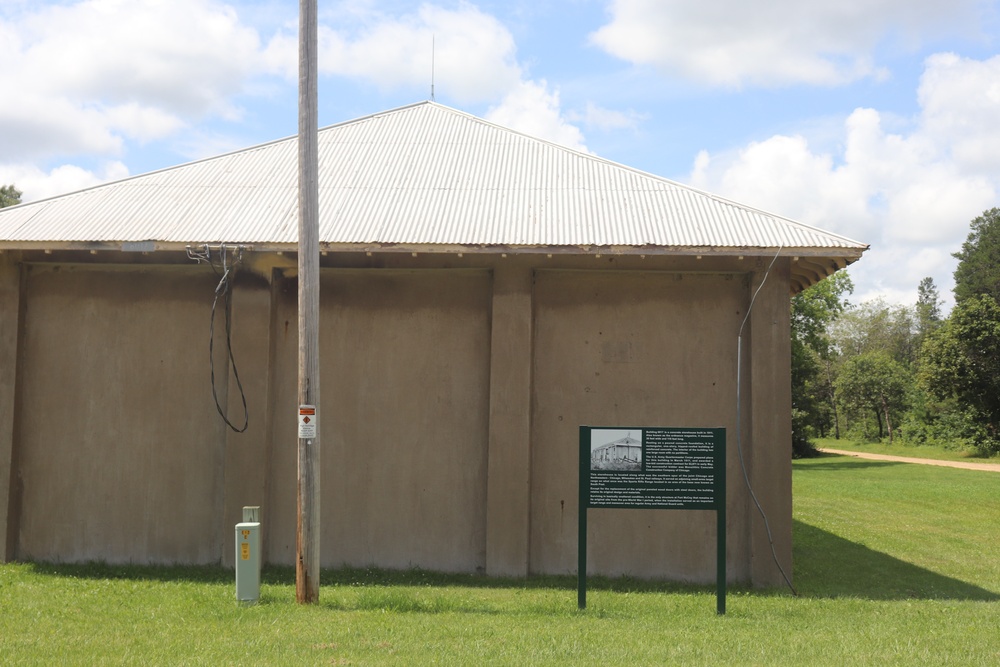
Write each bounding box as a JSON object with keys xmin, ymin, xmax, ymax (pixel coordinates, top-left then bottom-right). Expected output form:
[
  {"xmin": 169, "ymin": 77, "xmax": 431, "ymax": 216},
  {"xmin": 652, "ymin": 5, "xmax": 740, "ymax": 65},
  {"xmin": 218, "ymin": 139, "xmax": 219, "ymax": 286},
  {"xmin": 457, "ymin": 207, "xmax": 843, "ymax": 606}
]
[
  {"xmin": 1, "ymin": 254, "xmax": 792, "ymax": 584},
  {"xmin": 14, "ymin": 265, "xmax": 227, "ymax": 564},
  {"xmin": 530, "ymin": 270, "xmax": 750, "ymax": 581},
  {"xmin": 264, "ymin": 269, "xmax": 492, "ymax": 572}
]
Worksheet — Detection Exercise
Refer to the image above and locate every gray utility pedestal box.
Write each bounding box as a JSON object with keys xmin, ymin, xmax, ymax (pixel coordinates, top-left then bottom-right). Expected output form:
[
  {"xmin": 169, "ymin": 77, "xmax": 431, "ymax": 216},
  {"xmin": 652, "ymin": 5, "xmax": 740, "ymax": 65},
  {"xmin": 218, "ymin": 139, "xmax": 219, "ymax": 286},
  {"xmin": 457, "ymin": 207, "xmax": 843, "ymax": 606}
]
[{"xmin": 235, "ymin": 522, "xmax": 261, "ymax": 603}]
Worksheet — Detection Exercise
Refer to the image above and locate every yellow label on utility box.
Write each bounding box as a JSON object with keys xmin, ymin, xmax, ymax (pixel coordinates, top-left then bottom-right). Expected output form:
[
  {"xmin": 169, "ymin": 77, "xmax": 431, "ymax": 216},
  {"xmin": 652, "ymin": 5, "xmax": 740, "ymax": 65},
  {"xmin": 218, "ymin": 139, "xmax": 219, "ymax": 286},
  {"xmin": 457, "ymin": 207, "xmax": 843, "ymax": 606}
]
[{"xmin": 241, "ymin": 542, "xmax": 250, "ymax": 560}]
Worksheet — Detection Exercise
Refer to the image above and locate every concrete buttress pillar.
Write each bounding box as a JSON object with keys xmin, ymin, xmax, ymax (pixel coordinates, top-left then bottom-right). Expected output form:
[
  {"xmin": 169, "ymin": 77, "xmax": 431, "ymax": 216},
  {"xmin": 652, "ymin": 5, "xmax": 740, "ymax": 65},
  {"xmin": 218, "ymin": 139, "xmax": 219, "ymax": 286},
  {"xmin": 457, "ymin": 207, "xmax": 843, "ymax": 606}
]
[
  {"xmin": 485, "ymin": 265, "xmax": 533, "ymax": 576},
  {"xmin": 0, "ymin": 254, "xmax": 23, "ymax": 562},
  {"xmin": 747, "ymin": 258, "xmax": 794, "ymax": 587}
]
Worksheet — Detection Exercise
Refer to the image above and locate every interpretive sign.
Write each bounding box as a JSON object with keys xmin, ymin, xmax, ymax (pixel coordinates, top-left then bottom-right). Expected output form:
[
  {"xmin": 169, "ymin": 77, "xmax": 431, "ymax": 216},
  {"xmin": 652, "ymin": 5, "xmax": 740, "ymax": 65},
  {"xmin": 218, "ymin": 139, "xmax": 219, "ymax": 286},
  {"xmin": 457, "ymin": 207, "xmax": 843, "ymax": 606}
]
[{"xmin": 578, "ymin": 426, "xmax": 727, "ymax": 614}]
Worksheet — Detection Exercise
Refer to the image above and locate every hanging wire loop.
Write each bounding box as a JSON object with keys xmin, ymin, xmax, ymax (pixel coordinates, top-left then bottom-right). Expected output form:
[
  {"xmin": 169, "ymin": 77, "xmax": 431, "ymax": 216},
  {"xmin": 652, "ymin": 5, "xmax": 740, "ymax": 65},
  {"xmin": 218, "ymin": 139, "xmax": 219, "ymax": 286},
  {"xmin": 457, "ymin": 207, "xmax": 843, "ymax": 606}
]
[{"xmin": 190, "ymin": 244, "xmax": 250, "ymax": 433}]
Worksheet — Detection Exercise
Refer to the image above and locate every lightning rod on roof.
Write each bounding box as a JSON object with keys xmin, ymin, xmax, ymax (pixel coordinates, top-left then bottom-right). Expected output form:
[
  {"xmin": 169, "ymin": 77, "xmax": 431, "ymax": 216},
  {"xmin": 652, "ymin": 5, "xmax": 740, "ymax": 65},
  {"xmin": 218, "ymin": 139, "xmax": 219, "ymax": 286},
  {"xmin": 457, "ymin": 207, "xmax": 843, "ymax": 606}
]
[{"xmin": 431, "ymin": 34, "xmax": 436, "ymax": 101}]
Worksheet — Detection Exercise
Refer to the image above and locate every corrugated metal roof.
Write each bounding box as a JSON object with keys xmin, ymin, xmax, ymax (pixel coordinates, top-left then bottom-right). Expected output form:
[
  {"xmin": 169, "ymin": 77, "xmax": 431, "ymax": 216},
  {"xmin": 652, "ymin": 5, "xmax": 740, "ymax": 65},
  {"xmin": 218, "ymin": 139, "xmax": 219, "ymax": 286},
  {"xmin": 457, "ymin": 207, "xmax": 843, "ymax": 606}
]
[{"xmin": 0, "ymin": 101, "xmax": 867, "ymax": 256}]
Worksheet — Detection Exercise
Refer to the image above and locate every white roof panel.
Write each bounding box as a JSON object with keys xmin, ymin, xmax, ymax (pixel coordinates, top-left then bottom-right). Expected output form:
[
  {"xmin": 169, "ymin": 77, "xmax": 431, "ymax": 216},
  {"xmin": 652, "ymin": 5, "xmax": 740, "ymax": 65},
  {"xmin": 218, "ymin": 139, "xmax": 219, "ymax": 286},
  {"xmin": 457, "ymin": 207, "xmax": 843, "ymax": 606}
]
[{"xmin": 0, "ymin": 101, "xmax": 867, "ymax": 257}]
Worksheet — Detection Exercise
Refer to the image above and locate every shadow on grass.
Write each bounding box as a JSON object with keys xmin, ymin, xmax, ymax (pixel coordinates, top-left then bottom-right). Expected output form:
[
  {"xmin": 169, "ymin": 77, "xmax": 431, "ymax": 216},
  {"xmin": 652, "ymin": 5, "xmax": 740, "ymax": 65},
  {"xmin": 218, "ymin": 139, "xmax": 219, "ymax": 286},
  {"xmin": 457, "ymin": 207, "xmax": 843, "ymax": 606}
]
[
  {"xmin": 15, "ymin": 560, "xmax": 723, "ymax": 597},
  {"xmin": 11, "ymin": 561, "xmax": 738, "ymax": 616},
  {"xmin": 795, "ymin": 454, "xmax": 909, "ymax": 471},
  {"xmin": 793, "ymin": 519, "xmax": 999, "ymax": 601},
  {"xmin": 17, "ymin": 561, "xmax": 234, "ymax": 584},
  {"xmin": 15, "ymin": 511, "xmax": 997, "ymax": 605}
]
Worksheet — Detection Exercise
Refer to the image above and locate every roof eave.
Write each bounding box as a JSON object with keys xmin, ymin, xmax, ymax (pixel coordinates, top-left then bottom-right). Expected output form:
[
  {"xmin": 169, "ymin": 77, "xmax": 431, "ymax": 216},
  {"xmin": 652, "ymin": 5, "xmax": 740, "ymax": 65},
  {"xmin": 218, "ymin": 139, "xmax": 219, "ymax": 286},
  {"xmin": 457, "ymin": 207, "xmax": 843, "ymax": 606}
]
[{"xmin": 0, "ymin": 238, "xmax": 867, "ymax": 258}]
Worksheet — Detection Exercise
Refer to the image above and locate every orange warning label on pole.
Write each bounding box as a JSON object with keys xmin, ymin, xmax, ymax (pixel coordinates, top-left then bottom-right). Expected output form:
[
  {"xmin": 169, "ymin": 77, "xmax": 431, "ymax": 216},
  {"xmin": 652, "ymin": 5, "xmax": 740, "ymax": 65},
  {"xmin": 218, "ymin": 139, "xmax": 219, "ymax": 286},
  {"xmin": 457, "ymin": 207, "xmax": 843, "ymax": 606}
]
[{"xmin": 298, "ymin": 404, "xmax": 317, "ymax": 439}]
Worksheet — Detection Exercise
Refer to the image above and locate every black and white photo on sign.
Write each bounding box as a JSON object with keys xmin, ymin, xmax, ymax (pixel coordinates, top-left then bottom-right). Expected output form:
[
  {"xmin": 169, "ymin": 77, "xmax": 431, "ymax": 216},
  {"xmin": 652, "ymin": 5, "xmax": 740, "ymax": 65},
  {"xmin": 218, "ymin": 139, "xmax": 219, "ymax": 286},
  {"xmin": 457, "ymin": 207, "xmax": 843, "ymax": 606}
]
[{"xmin": 590, "ymin": 428, "xmax": 642, "ymax": 471}]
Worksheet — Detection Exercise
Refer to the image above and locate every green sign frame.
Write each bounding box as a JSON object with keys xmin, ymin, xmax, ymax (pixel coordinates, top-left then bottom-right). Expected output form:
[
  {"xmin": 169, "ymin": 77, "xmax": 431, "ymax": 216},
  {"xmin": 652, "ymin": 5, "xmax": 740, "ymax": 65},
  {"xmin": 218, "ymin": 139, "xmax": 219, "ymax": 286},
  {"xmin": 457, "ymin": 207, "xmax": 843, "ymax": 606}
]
[{"xmin": 578, "ymin": 426, "xmax": 727, "ymax": 614}]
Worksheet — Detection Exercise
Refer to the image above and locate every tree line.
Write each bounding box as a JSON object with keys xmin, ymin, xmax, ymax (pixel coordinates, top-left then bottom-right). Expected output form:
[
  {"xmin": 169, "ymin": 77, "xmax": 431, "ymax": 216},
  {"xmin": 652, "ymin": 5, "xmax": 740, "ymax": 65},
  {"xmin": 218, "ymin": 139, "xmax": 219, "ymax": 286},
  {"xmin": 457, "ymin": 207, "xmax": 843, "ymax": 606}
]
[{"xmin": 792, "ymin": 208, "xmax": 1000, "ymax": 458}]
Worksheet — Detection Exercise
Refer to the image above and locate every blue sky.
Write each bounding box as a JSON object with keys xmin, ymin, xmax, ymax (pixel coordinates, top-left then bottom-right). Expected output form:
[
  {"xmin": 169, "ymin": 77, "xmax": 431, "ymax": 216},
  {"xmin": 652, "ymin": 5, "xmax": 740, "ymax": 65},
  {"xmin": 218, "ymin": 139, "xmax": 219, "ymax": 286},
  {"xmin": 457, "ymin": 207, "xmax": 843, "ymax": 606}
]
[{"xmin": 3, "ymin": 0, "xmax": 1000, "ymax": 310}]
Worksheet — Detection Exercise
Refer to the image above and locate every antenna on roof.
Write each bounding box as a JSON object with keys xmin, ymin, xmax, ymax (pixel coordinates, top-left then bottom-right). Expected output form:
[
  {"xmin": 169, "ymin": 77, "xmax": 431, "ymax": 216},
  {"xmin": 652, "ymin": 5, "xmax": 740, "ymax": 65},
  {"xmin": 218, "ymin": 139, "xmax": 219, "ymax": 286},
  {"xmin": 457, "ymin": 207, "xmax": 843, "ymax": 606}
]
[{"xmin": 431, "ymin": 34, "xmax": 436, "ymax": 101}]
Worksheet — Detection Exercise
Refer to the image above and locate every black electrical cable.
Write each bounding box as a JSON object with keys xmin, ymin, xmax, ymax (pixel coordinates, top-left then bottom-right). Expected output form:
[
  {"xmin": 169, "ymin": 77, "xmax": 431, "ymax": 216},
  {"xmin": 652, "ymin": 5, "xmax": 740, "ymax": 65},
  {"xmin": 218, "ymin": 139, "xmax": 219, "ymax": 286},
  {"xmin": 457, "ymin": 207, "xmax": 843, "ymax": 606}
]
[
  {"xmin": 736, "ymin": 247, "xmax": 798, "ymax": 596},
  {"xmin": 204, "ymin": 245, "xmax": 249, "ymax": 433}
]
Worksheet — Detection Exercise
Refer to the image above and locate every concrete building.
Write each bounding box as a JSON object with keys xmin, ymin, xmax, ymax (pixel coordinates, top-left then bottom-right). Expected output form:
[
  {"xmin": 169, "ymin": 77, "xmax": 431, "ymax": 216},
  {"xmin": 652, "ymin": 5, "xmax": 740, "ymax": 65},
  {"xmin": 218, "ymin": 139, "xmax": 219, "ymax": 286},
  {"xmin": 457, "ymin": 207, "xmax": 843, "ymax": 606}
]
[
  {"xmin": 0, "ymin": 102, "xmax": 866, "ymax": 585},
  {"xmin": 592, "ymin": 433, "xmax": 642, "ymax": 465}
]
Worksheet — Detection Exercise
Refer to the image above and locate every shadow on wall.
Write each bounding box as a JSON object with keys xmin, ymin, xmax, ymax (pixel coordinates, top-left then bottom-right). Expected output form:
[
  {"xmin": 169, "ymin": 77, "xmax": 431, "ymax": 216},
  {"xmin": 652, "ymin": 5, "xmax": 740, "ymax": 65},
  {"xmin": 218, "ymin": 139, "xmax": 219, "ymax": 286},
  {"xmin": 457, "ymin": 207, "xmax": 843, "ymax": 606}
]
[{"xmin": 792, "ymin": 519, "xmax": 999, "ymax": 601}]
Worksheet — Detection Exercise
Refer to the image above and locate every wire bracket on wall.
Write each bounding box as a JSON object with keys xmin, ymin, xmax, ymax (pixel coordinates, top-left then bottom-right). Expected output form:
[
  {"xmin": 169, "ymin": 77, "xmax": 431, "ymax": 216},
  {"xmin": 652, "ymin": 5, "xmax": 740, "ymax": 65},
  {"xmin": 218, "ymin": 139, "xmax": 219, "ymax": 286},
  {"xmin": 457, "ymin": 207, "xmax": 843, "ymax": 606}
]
[{"xmin": 187, "ymin": 244, "xmax": 250, "ymax": 433}]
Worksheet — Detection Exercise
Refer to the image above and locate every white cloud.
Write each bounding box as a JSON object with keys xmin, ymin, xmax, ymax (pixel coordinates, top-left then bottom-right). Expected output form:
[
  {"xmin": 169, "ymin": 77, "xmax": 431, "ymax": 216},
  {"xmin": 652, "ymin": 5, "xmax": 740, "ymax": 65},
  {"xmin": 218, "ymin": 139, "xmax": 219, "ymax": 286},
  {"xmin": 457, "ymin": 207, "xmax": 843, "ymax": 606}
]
[
  {"xmin": 918, "ymin": 52, "xmax": 1000, "ymax": 174},
  {"xmin": 0, "ymin": 93, "xmax": 126, "ymax": 159},
  {"xmin": 261, "ymin": 3, "xmax": 523, "ymax": 103},
  {"xmin": 0, "ymin": 162, "xmax": 131, "ymax": 203},
  {"xmin": 105, "ymin": 104, "xmax": 188, "ymax": 144},
  {"xmin": 1, "ymin": 1, "xmax": 595, "ymax": 199},
  {"xmin": 266, "ymin": 3, "xmax": 590, "ymax": 151},
  {"xmin": 0, "ymin": 0, "xmax": 280, "ymax": 199},
  {"xmin": 688, "ymin": 53, "xmax": 1000, "ymax": 308},
  {"xmin": 485, "ymin": 81, "xmax": 589, "ymax": 152},
  {"xmin": 19, "ymin": 0, "xmax": 261, "ymax": 115},
  {"xmin": 691, "ymin": 133, "xmax": 875, "ymax": 243},
  {"xmin": 0, "ymin": 0, "xmax": 265, "ymax": 164},
  {"xmin": 592, "ymin": 0, "xmax": 986, "ymax": 88},
  {"xmin": 260, "ymin": 30, "xmax": 298, "ymax": 81}
]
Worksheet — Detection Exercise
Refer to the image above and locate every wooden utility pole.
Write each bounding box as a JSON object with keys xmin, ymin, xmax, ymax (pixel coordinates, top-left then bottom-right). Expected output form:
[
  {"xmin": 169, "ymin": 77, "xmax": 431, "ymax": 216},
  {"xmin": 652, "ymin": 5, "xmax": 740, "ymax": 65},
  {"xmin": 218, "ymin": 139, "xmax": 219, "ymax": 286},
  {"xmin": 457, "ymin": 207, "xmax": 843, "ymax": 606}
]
[{"xmin": 296, "ymin": 0, "xmax": 320, "ymax": 604}]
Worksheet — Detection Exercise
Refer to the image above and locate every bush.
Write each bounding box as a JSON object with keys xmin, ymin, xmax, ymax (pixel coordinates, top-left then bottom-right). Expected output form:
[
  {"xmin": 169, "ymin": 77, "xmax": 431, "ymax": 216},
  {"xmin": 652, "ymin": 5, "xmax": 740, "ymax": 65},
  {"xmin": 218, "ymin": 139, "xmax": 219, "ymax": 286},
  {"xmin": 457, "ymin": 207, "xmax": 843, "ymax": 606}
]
[
  {"xmin": 792, "ymin": 408, "xmax": 820, "ymax": 458},
  {"xmin": 960, "ymin": 417, "xmax": 1000, "ymax": 457}
]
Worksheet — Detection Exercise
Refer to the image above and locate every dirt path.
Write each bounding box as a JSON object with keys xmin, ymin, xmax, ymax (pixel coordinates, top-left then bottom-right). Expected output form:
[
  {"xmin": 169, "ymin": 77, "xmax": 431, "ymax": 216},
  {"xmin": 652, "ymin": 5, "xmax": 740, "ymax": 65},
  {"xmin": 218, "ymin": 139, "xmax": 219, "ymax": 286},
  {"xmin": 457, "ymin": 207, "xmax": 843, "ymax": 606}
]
[{"xmin": 819, "ymin": 448, "xmax": 1000, "ymax": 472}]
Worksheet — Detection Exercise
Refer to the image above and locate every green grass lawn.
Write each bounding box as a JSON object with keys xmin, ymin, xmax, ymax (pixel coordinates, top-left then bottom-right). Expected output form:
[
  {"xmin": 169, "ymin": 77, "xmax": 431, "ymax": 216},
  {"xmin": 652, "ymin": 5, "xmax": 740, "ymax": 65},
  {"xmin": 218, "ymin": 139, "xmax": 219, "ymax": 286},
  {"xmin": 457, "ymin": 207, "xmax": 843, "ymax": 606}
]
[
  {"xmin": 811, "ymin": 436, "xmax": 998, "ymax": 463},
  {"xmin": 2, "ymin": 455, "xmax": 998, "ymax": 665}
]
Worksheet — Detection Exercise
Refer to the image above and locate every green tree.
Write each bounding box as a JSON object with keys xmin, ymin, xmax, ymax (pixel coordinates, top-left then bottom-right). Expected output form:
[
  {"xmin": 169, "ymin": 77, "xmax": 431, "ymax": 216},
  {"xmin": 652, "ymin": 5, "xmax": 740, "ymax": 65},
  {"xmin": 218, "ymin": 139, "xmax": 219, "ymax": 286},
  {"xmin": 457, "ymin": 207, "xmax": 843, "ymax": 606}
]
[
  {"xmin": 791, "ymin": 339, "xmax": 823, "ymax": 455},
  {"xmin": 916, "ymin": 276, "xmax": 942, "ymax": 336},
  {"xmin": 0, "ymin": 184, "xmax": 21, "ymax": 208},
  {"xmin": 953, "ymin": 208, "xmax": 1000, "ymax": 304},
  {"xmin": 920, "ymin": 295, "xmax": 1000, "ymax": 455},
  {"xmin": 792, "ymin": 271, "xmax": 854, "ymax": 356},
  {"xmin": 835, "ymin": 351, "xmax": 910, "ymax": 442},
  {"xmin": 831, "ymin": 299, "xmax": 918, "ymax": 366},
  {"xmin": 896, "ymin": 277, "xmax": 950, "ymax": 443},
  {"xmin": 790, "ymin": 271, "xmax": 853, "ymax": 453}
]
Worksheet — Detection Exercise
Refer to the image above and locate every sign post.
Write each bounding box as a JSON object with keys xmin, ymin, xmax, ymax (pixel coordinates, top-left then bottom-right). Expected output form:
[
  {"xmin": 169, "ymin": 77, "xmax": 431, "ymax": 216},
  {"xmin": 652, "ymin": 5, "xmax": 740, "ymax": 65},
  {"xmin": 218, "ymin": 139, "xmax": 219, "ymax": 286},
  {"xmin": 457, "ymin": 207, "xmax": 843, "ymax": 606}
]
[{"xmin": 578, "ymin": 426, "xmax": 726, "ymax": 614}]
